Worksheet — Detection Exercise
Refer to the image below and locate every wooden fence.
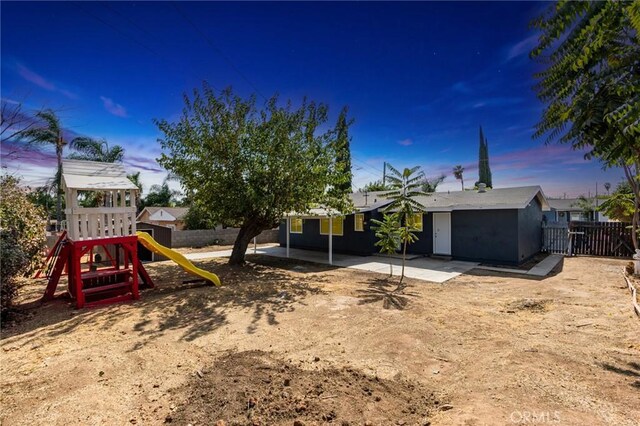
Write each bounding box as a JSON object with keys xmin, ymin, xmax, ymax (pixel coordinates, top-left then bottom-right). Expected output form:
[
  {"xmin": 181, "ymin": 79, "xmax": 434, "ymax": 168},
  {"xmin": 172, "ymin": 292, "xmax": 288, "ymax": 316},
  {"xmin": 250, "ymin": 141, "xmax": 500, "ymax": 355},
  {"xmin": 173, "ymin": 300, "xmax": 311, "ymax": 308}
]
[
  {"xmin": 542, "ymin": 221, "xmax": 635, "ymax": 257},
  {"xmin": 542, "ymin": 222, "xmax": 569, "ymax": 254}
]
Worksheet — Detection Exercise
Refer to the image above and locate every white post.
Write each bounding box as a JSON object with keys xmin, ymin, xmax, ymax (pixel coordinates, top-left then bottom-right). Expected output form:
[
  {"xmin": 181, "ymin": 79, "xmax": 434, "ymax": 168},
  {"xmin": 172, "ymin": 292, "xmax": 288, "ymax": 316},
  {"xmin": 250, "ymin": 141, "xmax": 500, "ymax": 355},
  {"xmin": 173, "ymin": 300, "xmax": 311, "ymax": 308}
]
[
  {"xmin": 328, "ymin": 215, "xmax": 333, "ymax": 265},
  {"xmin": 286, "ymin": 217, "xmax": 290, "ymax": 258},
  {"xmin": 253, "ymin": 236, "xmax": 257, "ymax": 254}
]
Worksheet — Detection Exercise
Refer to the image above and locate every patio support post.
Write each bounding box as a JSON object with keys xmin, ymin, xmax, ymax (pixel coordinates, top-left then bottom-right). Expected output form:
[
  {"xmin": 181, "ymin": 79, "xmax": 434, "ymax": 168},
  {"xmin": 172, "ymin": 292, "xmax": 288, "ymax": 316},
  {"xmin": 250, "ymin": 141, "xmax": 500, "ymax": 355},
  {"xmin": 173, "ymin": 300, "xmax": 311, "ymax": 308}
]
[
  {"xmin": 286, "ymin": 216, "xmax": 290, "ymax": 258},
  {"xmin": 329, "ymin": 215, "xmax": 333, "ymax": 265},
  {"xmin": 253, "ymin": 236, "xmax": 257, "ymax": 254}
]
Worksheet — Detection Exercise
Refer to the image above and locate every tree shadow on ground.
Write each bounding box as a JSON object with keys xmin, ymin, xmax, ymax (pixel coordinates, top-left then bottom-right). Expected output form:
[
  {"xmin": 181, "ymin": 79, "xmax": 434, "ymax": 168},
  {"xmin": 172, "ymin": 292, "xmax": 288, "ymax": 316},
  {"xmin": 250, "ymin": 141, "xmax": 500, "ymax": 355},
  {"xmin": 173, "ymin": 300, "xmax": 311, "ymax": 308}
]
[
  {"xmin": 1, "ymin": 256, "xmax": 326, "ymax": 350},
  {"xmin": 355, "ymin": 276, "xmax": 419, "ymax": 310},
  {"xmin": 599, "ymin": 361, "xmax": 640, "ymax": 389}
]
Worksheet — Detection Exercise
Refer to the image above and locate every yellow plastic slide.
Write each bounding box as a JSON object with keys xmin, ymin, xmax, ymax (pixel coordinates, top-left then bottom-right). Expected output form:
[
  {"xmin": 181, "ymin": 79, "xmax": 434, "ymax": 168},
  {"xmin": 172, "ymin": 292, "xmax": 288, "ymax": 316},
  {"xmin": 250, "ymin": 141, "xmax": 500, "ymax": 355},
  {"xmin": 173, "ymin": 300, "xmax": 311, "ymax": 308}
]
[{"xmin": 136, "ymin": 231, "xmax": 221, "ymax": 286}]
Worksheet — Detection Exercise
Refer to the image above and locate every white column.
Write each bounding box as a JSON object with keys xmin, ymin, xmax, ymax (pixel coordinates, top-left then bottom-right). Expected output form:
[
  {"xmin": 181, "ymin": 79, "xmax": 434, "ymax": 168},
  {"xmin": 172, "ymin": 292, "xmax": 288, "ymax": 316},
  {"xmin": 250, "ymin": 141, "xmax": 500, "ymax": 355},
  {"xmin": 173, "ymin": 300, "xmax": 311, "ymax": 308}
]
[
  {"xmin": 328, "ymin": 216, "xmax": 333, "ymax": 265},
  {"xmin": 286, "ymin": 217, "xmax": 290, "ymax": 258}
]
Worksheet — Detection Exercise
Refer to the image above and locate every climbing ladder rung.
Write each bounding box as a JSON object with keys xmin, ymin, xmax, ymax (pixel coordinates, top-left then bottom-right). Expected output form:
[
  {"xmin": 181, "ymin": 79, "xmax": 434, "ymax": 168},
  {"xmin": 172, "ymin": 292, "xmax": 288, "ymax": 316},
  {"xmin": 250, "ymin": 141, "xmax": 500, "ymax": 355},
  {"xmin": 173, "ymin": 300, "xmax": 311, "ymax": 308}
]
[{"xmin": 82, "ymin": 281, "xmax": 131, "ymax": 295}]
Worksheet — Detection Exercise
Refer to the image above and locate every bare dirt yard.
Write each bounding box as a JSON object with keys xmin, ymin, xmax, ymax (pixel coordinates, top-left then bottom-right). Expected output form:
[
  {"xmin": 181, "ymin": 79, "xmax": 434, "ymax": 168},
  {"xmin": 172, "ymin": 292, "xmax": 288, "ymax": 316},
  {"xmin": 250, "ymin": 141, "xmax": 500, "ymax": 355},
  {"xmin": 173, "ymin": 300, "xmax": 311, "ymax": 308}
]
[{"xmin": 1, "ymin": 255, "xmax": 639, "ymax": 425}]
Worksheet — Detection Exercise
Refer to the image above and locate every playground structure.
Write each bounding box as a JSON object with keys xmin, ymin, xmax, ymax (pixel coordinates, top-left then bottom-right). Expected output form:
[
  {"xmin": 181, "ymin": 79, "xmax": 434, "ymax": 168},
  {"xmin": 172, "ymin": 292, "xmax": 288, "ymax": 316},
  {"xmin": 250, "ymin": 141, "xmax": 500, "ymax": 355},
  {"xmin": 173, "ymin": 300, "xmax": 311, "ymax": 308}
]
[{"xmin": 39, "ymin": 160, "xmax": 220, "ymax": 309}]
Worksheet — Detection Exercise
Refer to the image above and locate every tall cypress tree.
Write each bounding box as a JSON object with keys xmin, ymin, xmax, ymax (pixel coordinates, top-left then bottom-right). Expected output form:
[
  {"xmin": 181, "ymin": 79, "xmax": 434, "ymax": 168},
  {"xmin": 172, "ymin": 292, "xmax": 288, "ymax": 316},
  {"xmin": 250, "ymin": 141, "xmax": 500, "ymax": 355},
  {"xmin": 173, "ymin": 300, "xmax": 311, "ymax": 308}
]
[
  {"xmin": 484, "ymin": 135, "xmax": 493, "ymax": 188},
  {"xmin": 333, "ymin": 106, "xmax": 354, "ymax": 193},
  {"xmin": 477, "ymin": 126, "xmax": 493, "ymax": 188}
]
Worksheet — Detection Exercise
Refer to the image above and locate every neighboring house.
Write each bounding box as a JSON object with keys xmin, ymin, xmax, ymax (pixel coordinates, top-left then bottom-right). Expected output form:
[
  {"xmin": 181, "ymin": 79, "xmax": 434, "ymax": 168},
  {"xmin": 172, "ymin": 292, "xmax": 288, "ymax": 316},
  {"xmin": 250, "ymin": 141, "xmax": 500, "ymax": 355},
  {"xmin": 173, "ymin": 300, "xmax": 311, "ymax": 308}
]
[
  {"xmin": 279, "ymin": 186, "xmax": 550, "ymax": 265},
  {"xmin": 543, "ymin": 198, "xmax": 609, "ymax": 223},
  {"xmin": 137, "ymin": 207, "xmax": 188, "ymax": 230}
]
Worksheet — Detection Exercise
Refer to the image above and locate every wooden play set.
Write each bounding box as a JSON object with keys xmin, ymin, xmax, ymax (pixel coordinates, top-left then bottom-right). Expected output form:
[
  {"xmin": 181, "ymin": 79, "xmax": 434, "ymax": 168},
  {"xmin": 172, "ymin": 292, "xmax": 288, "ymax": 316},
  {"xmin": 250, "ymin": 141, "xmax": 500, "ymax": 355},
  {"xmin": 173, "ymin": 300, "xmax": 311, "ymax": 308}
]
[{"xmin": 38, "ymin": 160, "xmax": 155, "ymax": 308}]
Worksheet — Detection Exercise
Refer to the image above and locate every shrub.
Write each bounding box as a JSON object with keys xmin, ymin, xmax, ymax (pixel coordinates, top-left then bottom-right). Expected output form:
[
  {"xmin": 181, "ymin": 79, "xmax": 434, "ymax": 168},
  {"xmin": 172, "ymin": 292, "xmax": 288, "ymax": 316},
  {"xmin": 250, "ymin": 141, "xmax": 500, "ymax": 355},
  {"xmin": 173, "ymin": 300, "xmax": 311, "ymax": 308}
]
[{"xmin": 1, "ymin": 176, "xmax": 46, "ymax": 320}]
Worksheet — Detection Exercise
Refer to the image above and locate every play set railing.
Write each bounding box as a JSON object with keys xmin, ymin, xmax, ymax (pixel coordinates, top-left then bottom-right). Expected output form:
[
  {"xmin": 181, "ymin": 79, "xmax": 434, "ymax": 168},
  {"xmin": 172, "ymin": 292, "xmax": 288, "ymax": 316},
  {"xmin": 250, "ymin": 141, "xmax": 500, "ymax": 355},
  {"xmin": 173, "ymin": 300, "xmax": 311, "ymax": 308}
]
[{"xmin": 65, "ymin": 207, "xmax": 137, "ymax": 241}]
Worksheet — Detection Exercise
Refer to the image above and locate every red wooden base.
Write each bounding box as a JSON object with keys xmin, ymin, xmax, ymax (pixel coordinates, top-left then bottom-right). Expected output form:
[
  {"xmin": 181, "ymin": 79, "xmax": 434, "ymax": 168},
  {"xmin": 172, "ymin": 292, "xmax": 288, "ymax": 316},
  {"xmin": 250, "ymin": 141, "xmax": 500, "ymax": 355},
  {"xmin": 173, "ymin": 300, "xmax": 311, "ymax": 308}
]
[{"xmin": 41, "ymin": 235, "xmax": 153, "ymax": 309}]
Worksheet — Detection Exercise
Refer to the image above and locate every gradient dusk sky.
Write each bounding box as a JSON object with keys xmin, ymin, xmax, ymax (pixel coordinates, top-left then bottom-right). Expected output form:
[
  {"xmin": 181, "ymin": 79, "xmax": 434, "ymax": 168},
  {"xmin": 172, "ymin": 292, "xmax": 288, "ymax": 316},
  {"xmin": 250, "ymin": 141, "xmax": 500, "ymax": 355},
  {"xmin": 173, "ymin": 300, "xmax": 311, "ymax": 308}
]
[{"xmin": 1, "ymin": 1, "xmax": 625, "ymax": 197}]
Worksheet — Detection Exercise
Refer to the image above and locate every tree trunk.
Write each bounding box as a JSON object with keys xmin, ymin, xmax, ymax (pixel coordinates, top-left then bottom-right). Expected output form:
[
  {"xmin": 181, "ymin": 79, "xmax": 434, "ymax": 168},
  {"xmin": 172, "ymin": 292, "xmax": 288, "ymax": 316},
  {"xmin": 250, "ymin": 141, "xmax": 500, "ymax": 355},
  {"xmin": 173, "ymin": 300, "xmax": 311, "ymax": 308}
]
[
  {"xmin": 56, "ymin": 146, "xmax": 62, "ymax": 225},
  {"xmin": 461, "ymin": 177, "xmax": 464, "ymax": 191},
  {"xmin": 400, "ymin": 236, "xmax": 407, "ymax": 285},
  {"xmin": 621, "ymin": 162, "xmax": 639, "ymax": 251},
  {"xmin": 228, "ymin": 221, "xmax": 263, "ymax": 265}
]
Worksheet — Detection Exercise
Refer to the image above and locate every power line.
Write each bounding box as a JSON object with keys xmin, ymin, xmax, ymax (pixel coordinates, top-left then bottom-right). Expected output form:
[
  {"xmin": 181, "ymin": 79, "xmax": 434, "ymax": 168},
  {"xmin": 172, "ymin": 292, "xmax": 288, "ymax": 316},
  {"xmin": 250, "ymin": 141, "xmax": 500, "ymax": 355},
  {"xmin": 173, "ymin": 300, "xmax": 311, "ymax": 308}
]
[
  {"xmin": 73, "ymin": 2, "xmax": 165, "ymax": 61},
  {"xmin": 170, "ymin": 1, "xmax": 267, "ymax": 100}
]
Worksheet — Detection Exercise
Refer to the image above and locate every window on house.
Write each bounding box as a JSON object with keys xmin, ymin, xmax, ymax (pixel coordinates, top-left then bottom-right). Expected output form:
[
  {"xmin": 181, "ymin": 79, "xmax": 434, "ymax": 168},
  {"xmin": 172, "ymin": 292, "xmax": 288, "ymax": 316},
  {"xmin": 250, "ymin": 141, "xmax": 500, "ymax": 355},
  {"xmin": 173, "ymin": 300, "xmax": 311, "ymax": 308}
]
[
  {"xmin": 289, "ymin": 217, "xmax": 303, "ymax": 234},
  {"xmin": 320, "ymin": 217, "xmax": 344, "ymax": 236},
  {"xmin": 354, "ymin": 214, "xmax": 364, "ymax": 232},
  {"xmin": 407, "ymin": 213, "xmax": 423, "ymax": 232}
]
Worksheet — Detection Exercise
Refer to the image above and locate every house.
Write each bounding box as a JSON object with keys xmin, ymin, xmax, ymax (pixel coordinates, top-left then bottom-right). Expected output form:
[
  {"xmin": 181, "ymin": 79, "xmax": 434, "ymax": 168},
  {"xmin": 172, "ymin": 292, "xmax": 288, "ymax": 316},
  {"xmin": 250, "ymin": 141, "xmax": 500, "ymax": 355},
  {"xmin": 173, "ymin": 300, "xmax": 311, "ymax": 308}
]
[
  {"xmin": 543, "ymin": 198, "xmax": 608, "ymax": 223},
  {"xmin": 278, "ymin": 185, "xmax": 550, "ymax": 265},
  {"xmin": 137, "ymin": 206, "xmax": 188, "ymax": 230}
]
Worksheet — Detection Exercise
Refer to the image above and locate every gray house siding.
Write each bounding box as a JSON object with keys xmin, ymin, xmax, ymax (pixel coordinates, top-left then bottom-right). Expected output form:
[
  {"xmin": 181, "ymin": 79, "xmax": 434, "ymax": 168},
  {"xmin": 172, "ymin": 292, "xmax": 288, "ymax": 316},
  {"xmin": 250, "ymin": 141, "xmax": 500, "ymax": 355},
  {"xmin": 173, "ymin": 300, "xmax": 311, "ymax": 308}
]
[
  {"xmin": 451, "ymin": 210, "xmax": 520, "ymax": 264},
  {"xmin": 278, "ymin": 212, "xmax": 377, "ymax": 256},
  {"xmin": 406, "ymin": 212, "xmax": 433, "ymax": 255},
  {"xmin": 517, "ymin": 199, "xmax": 543, "ymax": 262},
  {"xmin": 279, "ymin": 205, "xmax": 544, "ymax": 265}
]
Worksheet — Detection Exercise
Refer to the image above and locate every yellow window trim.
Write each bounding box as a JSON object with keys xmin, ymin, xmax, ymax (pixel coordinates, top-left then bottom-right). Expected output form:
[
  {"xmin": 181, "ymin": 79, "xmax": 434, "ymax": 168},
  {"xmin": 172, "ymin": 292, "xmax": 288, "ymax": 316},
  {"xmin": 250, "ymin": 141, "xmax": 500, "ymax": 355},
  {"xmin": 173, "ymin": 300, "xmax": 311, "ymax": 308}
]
[
  {"xmin": 319, "ymin": 217, "xmax": 344, "ymax": 236},
  {"xmin": 354, "ymin": 213, "xmax": 364, "ymax": 232},
  {"xmin": 408, "ymin": 213, "xmax": 423, "ymax": 232},
  {"xmin": 289, "ymin": 217, "xmax": 303, "ymax": 234}
]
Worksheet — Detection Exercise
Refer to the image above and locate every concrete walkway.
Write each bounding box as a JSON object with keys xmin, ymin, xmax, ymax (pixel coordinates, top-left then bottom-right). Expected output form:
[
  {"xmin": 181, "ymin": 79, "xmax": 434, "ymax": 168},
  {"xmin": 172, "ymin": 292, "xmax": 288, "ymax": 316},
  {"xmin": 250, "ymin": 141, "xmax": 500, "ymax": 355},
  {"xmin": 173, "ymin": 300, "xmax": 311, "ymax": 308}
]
[{"xmin": 184, "ymin": 244, "xmax": 477, "ymax": 283}]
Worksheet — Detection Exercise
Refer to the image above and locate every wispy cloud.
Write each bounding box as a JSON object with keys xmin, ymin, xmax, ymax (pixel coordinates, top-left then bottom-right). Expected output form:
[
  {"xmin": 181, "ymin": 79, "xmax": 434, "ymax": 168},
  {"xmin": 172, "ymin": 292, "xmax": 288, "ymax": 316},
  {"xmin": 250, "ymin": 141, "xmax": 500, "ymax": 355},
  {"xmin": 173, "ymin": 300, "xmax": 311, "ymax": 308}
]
[
  {"xmin": 470, "ymin": 97, "xmax": 524, "ymax": 109},
  {"xmin": 397, "ymin": 138, "xmax": 413, "ymax": 146},
  {"xmin": 451, "ymin": 81, "xmax": 472, "ymax": 94},
  {"xmin": 506, "ymin": 34, "xmax": 538, "ymax": 61},
  {"xmin": 100, "ymin": 96, "xmax": 128, "ymax": 118},
  {"xmin": 16, "ymin": 63, "xmax": 78, "ymax": 99}
]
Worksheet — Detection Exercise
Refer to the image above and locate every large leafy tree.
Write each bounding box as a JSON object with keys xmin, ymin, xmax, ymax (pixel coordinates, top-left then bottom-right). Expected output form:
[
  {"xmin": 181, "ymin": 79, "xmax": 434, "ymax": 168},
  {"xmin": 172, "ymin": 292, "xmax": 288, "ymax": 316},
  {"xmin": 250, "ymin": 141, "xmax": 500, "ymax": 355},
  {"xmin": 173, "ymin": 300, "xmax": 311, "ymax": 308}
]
[
  {"xmin": 142, "ymin": 179, "xmax": 181, "ymax": 208},
  {"xmin": 361, "ymin": 180, "xmax": 391, "ymax": 192},
  {"xmin": 67, "ymin": 138, "xmax": 125, "ymax": 163},
  {"xmin": 381, "ymin": 164, "xmax": 428, "ymax": 283},
  {"xmin": 155, "ymin": 85, "xmax": 350, "ymax": 264},
  {"xmin": 1, "ymin": 176, "xmax": 46, "ymax": 320},
  {"xmin": 598, "ymin": 182, "xmax": 635, "ymax": 222},
  {"xmin": 531, "ymin": 1, "xmax": 640, "ymax": 249},
  {"xmin": 421, "ymin": 174, "xmax": 446, "ymax": 193}
]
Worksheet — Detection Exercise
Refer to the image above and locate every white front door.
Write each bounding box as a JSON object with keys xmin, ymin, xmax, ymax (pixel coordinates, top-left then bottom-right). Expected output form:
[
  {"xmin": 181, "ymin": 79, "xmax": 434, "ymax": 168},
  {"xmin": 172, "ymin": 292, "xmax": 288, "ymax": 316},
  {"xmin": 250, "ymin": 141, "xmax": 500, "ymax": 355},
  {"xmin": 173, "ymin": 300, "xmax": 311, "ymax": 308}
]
[{"xmin": 433, "ymin": 212, "xmax": 451, "ymax": 255}]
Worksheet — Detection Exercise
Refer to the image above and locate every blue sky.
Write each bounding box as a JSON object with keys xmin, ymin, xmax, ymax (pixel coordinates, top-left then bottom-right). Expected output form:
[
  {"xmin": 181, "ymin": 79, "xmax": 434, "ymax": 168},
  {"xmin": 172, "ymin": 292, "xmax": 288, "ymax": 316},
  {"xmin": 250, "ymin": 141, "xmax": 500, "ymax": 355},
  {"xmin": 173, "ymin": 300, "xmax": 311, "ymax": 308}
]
[{"xmin": 1, "ymin": 1, "xmax": 624, "ymax": 197}]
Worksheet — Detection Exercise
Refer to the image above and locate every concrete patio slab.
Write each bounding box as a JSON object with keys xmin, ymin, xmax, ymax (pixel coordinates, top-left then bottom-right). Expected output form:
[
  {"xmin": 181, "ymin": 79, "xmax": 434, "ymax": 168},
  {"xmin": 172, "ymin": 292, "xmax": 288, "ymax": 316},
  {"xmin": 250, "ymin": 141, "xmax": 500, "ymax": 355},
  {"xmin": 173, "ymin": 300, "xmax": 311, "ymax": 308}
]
[{"xmin": 183, "ymin": 244, "xmax": 478, "ymax": 283}]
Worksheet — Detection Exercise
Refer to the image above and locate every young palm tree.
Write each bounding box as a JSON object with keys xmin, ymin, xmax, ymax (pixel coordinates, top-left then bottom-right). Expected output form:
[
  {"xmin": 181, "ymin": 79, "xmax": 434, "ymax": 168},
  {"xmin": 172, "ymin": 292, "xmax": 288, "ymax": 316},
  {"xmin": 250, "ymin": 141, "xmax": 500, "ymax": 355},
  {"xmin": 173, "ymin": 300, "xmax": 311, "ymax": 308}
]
[
  {"xmin": 603, "ymin": 182, "xmax": 611, "ymax": 195},
  {"xmin": 381, "ymin": 164, "xmax": 428, "ymax": 284},
  {"xmin": 453, "ymin": 165, "xmax": 465, "ymax": 190},
  {"xmin": 20, "ymin": 109, "xmax": 68, "ymax": 223},
  {"xmin": 67, "ymin": 137, "xmax": 125, "ymax": 162}
]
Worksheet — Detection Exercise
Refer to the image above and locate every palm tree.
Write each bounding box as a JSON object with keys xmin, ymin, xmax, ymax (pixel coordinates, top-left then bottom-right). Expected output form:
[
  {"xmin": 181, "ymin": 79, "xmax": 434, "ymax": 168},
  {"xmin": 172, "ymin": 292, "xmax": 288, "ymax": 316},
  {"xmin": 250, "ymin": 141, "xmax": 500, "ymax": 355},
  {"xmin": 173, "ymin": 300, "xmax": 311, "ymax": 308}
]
[
  {"xmin": 127, "ymin": 172, "xmax": 144, "ymax": 211},
  {"xmin": 604, "ymin": 182, "xmax": 611, "ymax": 195},
  {"xmin": 381, "ymin": 164, "xmax": 428, "ymax": 284},
  {"xmin": 453, "ymin": 165, "xmax": 465, "ymax": 190},
  {"xmin": 20, "ymin": 109, "xmax": 68, "ymax": 223},
  {"xmin": 67, "ymin": 137, "xmax": 125, "ymax": 162}
]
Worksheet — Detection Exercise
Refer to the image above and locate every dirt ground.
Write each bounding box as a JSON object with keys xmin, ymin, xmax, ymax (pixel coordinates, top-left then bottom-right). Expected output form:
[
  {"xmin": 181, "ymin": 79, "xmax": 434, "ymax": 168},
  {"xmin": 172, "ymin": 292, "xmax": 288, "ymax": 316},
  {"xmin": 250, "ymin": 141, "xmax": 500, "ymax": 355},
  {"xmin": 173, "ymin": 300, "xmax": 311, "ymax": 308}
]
[{"xmin": 1, "ymin": 255, "xmax": 639, "ymax": 425}]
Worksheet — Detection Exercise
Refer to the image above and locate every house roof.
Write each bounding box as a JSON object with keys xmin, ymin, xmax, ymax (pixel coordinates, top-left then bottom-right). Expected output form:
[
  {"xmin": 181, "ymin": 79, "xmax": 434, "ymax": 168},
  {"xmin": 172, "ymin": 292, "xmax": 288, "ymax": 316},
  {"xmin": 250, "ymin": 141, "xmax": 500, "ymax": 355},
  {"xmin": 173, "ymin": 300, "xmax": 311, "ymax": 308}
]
[
  {"xmin": 137, "ymin": 206, "xmax": 189, "ymax": 221},
  {"xmin": 286, "ymin": 186, "xmax": 549, "ymax": 218},
  {"xmin": 62, "ymin": 159, "xmax": 139, "ymax": 191},
  {"xmin": 411, "ymin": 186, "xmax": 550, "ymax": 211},
  {"xmin": 547, "ymin": 198, "xmax": 604, "ymax": 211}
]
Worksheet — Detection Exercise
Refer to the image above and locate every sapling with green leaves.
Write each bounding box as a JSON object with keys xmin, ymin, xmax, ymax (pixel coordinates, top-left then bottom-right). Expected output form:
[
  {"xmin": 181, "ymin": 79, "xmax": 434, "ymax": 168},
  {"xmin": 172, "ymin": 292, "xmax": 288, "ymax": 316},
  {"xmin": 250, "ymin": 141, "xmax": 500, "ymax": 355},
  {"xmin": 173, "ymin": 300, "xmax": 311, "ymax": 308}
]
[
  {"xmin": 381, "ymin": 164, "xmax": 428, "ymax": 283},
  {"xmin": 371, "ymin": 213, "xmax": 402, "ymax": 277}
]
